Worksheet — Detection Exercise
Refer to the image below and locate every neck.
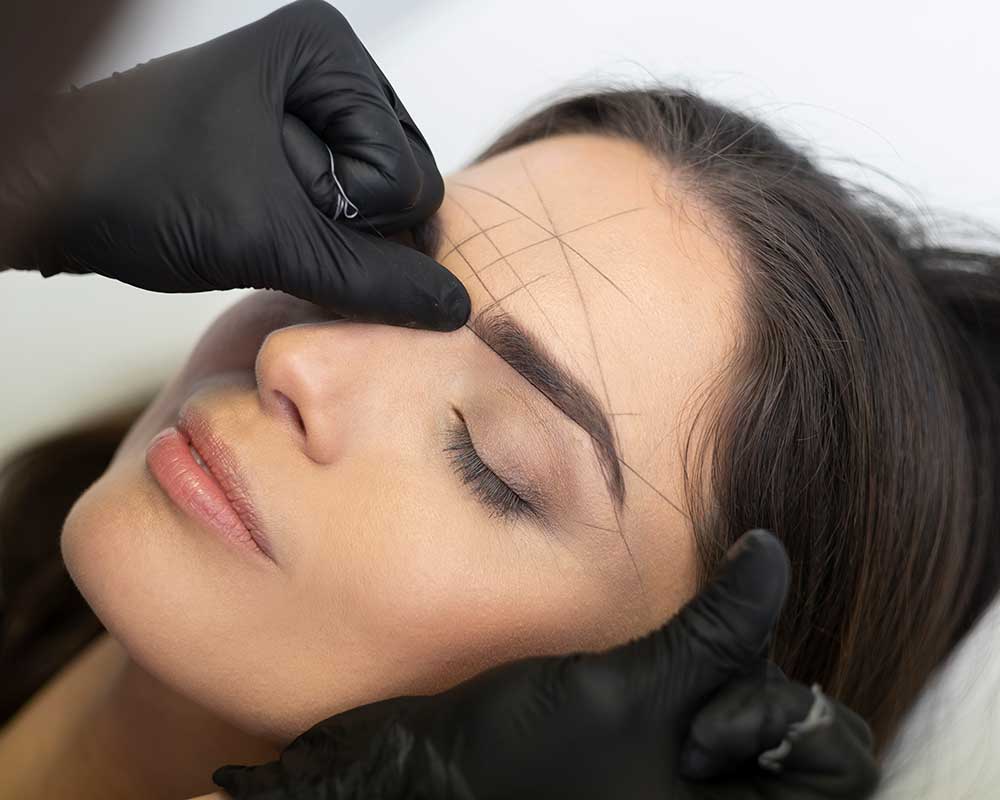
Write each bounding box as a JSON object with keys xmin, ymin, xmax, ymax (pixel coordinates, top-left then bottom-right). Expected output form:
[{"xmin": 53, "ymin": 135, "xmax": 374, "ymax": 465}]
[{"xmin": 0, "ymin": 634, "xmax": 281, "ymax": 800}]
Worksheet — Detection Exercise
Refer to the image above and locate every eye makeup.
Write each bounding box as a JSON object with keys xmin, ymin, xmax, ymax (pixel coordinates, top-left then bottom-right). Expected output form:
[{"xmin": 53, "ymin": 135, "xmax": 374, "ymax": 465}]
[{"xmin": 443, "ymin": 409, "xmax": 543, "ymax": 524}]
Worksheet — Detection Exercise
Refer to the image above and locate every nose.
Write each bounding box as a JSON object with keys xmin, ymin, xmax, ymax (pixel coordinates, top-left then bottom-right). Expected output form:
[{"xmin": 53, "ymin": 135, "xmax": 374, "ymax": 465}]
[
  {"xmin": 255, "ymin": 321, "xmax": 347, "ymax": 463},
  {"xmin": 254, "ymin": 320, "xmax": 423, "ymax": 464}
]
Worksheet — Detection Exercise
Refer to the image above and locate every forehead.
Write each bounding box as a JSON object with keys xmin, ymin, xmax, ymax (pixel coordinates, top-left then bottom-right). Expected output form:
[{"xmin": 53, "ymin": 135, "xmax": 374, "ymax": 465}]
[{"xmin": 437, "ymin": 134, "xmax": 740, "ymax": 597}]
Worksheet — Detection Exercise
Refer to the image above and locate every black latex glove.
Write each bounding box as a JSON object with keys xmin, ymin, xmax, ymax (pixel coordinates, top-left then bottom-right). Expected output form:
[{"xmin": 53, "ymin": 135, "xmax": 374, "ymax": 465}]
[
  {"xmin": 212, "ymin": 529, "xmax": 880, "ymax": 799},
  {"xmin": 0, "ymin": 0, "xmax": 470, "ymax": 331}
]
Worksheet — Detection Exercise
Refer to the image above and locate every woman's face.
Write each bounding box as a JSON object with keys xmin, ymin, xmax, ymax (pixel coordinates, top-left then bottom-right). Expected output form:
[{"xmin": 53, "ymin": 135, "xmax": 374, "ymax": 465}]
[{"xmin": 62, "ymin": 133, "xmax": 741, "ymax": 744}]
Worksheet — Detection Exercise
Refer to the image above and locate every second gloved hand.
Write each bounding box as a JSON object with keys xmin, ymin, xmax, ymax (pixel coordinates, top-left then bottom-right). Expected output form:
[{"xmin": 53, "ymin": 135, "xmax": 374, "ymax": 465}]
[
  {"xmin": 213, "ymin": 529, "xmax": 880, "ymax": 800},
  {"xmin": 0, "ymin": 0, "xmax": 469, "ymax": 331}
]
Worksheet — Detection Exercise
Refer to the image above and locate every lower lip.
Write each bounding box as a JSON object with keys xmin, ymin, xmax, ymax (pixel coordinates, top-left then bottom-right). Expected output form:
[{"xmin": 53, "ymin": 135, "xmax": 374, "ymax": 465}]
[{"xmin": 146, "ymin": 427, "xmax": 269, "ymax": 561}]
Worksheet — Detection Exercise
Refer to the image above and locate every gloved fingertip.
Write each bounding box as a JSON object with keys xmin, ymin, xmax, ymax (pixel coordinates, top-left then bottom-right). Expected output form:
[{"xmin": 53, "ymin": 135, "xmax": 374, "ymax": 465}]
[
  {"xmin": 721, "ymin": 529, "xmax": 790, "ymax": 614},
  {"xmin": 725, "ymin": 528, "xmax": 772, "ymax": 562},
  {"xmin": 441, "ymin": 280, "xmax": 472, "ymax": 330},
  {"xmin": 408, "ymin": 277, "xmax": 471, "ymax": 332},
  {"xmin": 212, "ymin": 764, "xmax": 247, "ymax": 793}
]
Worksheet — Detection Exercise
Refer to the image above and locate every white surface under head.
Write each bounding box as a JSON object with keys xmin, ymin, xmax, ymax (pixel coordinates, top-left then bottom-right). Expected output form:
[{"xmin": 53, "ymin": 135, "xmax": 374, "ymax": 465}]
[{"xmin": 2, "ymin": 2, "xmax": 998, "ymax": 798}]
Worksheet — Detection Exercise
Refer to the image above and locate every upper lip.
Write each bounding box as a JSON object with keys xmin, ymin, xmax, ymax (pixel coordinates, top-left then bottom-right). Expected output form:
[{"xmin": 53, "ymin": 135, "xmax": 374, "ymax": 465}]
[{"xmin": 176, "ymin": 405, "xmax": 276, "ymax": 562}]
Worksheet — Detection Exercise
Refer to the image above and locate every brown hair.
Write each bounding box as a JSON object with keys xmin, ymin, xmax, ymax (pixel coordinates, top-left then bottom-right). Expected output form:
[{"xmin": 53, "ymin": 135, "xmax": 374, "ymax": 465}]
[
  {"xmin": 472, "ymin": 86, "xmax": 1000, "ymax": 759},
  {"xmin": 2, "ymin": 86, "xmax": 998, "ymax": 766}
]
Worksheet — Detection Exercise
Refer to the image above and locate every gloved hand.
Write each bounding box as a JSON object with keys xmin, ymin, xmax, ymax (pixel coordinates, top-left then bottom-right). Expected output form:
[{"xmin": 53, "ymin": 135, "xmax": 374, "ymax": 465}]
[
  {"xmin": 0, "ymin": 0, "xmax": 469, "ymax": 331},
  {"xmin": 212, "ymin": 529, "xmax": 880, "ymax": 800}
]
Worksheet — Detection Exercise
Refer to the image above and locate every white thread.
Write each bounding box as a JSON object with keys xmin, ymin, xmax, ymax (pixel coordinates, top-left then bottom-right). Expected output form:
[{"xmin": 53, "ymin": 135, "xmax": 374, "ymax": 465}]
[
  {"xmin": 325, "ymin": 145, "xmax": 359, "ymax": 221},
  {"xmin": 757, "ymin": 683, "xmax": 836, "ymax": 774}
]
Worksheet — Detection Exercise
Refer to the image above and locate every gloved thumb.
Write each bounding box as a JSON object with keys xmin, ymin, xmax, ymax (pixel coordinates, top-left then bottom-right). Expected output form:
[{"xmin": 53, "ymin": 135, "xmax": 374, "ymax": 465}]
[
  {"xmin": 606, "ymin": 529, "xmax": 790, "ymax": 718},
  {"xmin": 670, "ymin": 529, "xmax": 789, "ymax": 694},
  {"xmin": 673, "ymin": 529, "xmax": 790, "ymax": 703}
]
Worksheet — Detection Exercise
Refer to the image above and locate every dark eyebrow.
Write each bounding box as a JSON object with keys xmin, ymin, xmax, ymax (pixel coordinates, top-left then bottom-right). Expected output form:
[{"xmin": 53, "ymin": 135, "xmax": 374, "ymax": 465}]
[
  {"xmin": 408, "ymin": 211, "xmax": 626, "ymax": 511},
  {"xmin": 467, "ymin": 308, "xmax": 626, "ymax": 512}
]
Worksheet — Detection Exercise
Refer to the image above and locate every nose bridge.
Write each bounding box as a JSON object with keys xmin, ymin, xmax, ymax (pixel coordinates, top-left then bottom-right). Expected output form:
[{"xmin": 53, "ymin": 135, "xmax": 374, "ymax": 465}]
[{"xmin": 254, "ymin": 321, "xmax": 430, "ymax": 464}]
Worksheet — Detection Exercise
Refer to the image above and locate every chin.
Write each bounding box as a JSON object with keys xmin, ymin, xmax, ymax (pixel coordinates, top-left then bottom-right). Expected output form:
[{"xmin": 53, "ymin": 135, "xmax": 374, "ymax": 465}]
[
  {"xmin": 61, "ymin": 457, "xmax": 169, "ymax": 645},
  {"xmin": 58, "ymin": 450, "xmax": 308, "ymax": 743}
]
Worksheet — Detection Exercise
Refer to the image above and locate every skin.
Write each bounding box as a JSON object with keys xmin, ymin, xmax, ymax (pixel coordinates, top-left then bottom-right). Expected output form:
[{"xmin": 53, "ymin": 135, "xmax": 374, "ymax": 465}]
[{"xmin": 0, "ymin": 133, "xmax": 742, "ymax": 799}]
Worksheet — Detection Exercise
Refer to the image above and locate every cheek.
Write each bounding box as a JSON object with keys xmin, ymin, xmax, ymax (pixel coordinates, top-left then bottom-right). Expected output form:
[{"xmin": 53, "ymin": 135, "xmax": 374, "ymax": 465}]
[
  {"xmin": 60, "ymin": 404, "xmax": 682, "ymax": 748},
  {"xmin": 295, "ymin": 461, "xmax": 633, "ymax": 705},
  {"xmin": 62, "ymin": 464, "xmax": 161, "ymax": 629},
  {"xmin": 62, "ymin": 456, "xmax": 306, "ymax": 744}
]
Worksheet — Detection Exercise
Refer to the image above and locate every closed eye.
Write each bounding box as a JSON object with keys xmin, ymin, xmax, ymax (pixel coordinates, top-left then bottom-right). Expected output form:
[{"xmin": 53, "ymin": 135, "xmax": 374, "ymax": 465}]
[{"xmin": 444, "ymin": 411, "xmax": 539, "ymax": 523}]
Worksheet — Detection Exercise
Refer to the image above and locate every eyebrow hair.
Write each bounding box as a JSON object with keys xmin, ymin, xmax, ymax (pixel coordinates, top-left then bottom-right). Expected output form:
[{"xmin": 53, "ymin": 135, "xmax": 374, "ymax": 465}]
[{"xmin": 467, "ymin": 308, "xmax": 626, "ymax": 512}]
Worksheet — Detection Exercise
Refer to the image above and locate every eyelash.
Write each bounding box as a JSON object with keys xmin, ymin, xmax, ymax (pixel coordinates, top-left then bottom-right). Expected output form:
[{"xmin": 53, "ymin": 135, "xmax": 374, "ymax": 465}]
[{"xmin": 444, "ymin": 413, "xmax": 538, "ymax": 523}]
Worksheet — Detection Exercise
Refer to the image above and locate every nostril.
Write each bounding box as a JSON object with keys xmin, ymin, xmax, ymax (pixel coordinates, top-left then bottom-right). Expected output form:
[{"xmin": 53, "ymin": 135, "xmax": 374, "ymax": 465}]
[{"xmin": 273, "ymin": 389, "xmax": 306, "ymax": 438}]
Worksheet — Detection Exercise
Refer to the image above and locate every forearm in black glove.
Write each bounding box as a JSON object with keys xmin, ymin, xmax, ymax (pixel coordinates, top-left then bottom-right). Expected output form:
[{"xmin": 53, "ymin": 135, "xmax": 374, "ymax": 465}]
[
  {"xmin": 212, "ymin": 529, "xmax": 880, "ymax": 800},
  {"xmin": 0, "ymin": 0, "xmax": 469, "ymax": 331}
]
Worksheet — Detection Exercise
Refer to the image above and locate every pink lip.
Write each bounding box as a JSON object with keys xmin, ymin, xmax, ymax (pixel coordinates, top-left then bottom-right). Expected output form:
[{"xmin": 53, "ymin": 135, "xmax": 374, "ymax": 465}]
[{"xmin": 145, "ymin": 410, "xmax": 276, "ymax": 564}]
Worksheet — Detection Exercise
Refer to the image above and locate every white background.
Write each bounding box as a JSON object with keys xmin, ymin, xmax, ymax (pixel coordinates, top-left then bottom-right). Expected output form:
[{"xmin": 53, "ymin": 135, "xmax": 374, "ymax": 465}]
[{"xmin": 2, "ymin": 2, "xmax": 998, "ymax": 797}]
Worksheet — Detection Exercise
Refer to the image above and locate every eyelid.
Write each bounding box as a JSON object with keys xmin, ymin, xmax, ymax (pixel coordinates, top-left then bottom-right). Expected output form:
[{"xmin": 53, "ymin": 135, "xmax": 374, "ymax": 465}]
[
  {"xmin": 467, "ymin": 307, "xmax": 625, "ymax": 512},
  {"xmin": 445, "ymin": 409, "xmax": 544, "ymax": 522},
  {"xmin": 489, "ymin": 382, "xmax": 577, "ymax": 520}
]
